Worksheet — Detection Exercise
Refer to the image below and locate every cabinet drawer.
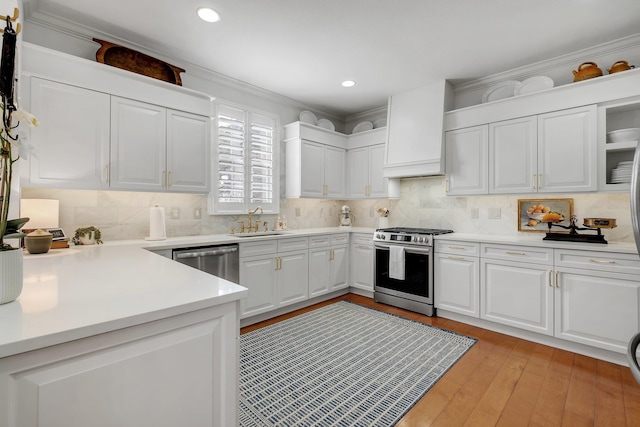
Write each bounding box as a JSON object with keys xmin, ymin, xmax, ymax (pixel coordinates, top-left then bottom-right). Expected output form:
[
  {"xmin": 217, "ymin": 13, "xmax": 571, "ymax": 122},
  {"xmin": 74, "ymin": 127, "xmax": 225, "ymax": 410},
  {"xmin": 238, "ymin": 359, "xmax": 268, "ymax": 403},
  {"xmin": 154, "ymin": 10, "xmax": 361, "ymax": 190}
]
[
  {"xmin": 278, "ymin": 237, "xmax": 308, "ymax": 252},
  {"xmin": 435, "ymin": 240, "xmax": 480, "ymax": 256},
  {"xmin": 239, "ymin": 240, "xmax": 278, "ymax": 257},
  {"xmin": 309, "ymin": 235, "xmax": 331, "ymax": 248},
  {"xmin": 481, "ymin": 243, "xmax": 553, "ymax": 265},
  {"xmin": 351, "ymin": 233, "xmax": 373, "ymax": 245},
  {"xmin": 555, "ymin": 249, "xmax": 640, "ymax": 275},
  {"xmin": 331, "ymin": 234, "xmax": 349, "ymax": 246}
]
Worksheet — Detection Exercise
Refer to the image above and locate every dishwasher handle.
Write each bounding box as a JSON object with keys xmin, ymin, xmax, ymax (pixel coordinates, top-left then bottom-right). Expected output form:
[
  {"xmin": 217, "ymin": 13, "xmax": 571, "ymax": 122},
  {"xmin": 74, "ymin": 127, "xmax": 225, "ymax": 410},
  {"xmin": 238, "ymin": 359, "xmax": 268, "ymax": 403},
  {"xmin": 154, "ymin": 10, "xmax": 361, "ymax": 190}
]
[{"xmin": 174, "ymin": 246, "xmax": 238, "ymax": 259}]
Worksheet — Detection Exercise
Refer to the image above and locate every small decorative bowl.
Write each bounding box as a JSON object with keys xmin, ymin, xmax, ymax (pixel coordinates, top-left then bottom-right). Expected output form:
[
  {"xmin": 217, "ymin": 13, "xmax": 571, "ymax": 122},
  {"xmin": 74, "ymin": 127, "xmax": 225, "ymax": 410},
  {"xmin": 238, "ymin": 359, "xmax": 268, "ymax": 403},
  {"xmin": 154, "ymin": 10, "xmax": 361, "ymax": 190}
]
[
  {"xmin": 25, "ymin": 229, "xmax": 53, "ymax": 254},
  {"xmin": 607, "ymin": 128, "xmax": 640, "ymax": 144}
]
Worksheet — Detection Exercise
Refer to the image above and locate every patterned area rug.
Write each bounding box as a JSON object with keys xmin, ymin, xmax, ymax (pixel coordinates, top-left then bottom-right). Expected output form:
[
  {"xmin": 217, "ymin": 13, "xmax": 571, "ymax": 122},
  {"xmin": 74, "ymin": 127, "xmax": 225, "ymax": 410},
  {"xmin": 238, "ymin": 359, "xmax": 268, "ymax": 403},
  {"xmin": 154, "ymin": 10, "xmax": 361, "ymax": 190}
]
[{"xmin": 239, "ymin": 301, "xmax": 476, "ymax": 426}]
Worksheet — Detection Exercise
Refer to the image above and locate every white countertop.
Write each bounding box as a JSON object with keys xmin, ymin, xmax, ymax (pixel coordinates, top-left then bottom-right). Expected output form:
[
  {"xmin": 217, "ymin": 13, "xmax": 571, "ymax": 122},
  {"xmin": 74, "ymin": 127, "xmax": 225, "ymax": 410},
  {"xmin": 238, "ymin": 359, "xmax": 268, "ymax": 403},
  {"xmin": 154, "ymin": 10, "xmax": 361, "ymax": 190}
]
[
  {"xmin": 436, "ymin": 232, "xmax": 639, "ymax": 254},
  {"xmin": 140, "ymin": 226, "xmax": 375, "ymax": 251},
  {"xmin": 0, "ymin": 244, "xmax": 248, "ymax": 358},
  {"xmin": 0, "ymin": 227, "xmax": 373, "ymax": 359}
]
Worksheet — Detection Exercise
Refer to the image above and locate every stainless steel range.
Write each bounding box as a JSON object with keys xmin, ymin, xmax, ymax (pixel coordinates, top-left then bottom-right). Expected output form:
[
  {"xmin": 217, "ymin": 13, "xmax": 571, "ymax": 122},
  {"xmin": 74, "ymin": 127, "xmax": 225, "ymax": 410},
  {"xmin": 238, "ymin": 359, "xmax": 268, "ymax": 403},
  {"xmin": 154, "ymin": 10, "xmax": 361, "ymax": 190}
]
[{"xmin": 373, "ymin": 227, "xmax": 453, "ymax": 316}]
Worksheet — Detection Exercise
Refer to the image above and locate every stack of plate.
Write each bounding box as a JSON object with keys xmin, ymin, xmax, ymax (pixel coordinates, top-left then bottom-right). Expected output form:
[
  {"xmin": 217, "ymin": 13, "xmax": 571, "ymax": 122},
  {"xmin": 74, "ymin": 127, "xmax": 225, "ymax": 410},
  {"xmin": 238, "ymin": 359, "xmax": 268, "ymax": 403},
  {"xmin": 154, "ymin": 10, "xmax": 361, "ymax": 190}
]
[{"xmin": 611, "ymin": 161, "xmax": 633, "ymax": 184}]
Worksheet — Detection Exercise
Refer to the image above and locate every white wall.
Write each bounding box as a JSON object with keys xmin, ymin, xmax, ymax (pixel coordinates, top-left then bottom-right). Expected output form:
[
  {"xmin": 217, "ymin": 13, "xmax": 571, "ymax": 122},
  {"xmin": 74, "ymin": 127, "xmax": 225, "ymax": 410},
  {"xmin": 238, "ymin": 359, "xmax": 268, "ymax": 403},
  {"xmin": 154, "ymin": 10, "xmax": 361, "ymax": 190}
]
[{"xmin": 17, "ymin": 15, "xmax": 637, "ymax": 244}]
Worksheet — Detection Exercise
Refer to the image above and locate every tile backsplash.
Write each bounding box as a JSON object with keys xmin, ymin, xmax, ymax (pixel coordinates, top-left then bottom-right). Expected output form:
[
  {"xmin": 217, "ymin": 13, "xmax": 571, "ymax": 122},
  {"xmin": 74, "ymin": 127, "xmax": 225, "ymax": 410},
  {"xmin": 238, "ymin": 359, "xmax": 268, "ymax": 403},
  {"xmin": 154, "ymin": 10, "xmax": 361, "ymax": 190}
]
[{"xmin": 22, "ymin": 175, "xmax": 635, "ymax": 243}]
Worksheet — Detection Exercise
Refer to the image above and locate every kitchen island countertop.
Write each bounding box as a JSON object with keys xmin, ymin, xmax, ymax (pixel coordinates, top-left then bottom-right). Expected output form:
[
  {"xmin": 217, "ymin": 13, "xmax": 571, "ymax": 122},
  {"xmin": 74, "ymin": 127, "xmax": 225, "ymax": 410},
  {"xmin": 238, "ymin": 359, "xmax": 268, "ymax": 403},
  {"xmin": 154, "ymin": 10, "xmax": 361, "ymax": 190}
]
[
  {"xmin": 0, "ymin": 227, "xmax": 374, "ymax": 358},
  {"xmin": 0, "ymin": 242, "xmax": 248, "ymax": 358}
]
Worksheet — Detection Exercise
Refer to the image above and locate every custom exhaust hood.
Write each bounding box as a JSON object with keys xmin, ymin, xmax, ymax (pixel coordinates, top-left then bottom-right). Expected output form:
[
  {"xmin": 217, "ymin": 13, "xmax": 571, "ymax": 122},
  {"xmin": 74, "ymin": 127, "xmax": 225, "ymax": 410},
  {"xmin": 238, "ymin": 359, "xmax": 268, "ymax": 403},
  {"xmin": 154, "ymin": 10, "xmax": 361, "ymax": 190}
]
[{"xmin": 383, "ymin": 80, "xmax": 453, "ymax": 178}]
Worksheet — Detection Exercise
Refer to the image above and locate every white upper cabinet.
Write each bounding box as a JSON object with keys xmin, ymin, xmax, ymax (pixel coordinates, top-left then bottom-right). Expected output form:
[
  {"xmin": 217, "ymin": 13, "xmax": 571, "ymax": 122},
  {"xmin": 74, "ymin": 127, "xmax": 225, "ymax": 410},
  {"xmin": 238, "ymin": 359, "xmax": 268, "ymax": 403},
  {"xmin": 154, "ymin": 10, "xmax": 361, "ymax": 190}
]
[
  {"xmin": 21, "ymin": 43, "xmax": 214, "ymax": 194},
  {"xmin": 110, "ymin": 97, "xmax": 167, "ymax": 191},
  {"xmin": 384, "ymin": 80, "xmax": 453, "ymax": 178},
  {"xmin": 537, "ymin": 105, "xmax": 597, "ymax": 192},
  {"xmin": 166, "ymin": 110, "xmax": 211, "ymax": 193},
  {"xmin": 445, "ymin": 125, "xmax": 488, "ymax": 195},
  {"xmin": 110, "ymin": 98, "xmax": 211, "ymax": 193},
  {"xmin": 347, "ymin": 143, "xmax": 387, "ymax": 198},
  {"xmin": 324, "ymin": 145, "xmax": 347, "ymax": 198},
  {"xmin": 25, "ymin": 78, "xmax": 110, "ymax": 189},
  {"xmin": 285, "ymin": 122, "xmax": 347, "ymax": 199},
  {"xmin": 489, "ymin": 116, "xmax": 537, "ymax": 194},
  {"xmin": 297, "ymin": 140, "xmax": 345, "ymax": 198},
  {"xmin": 455, "ymin": 105, "xmax": 597, "ymax": 196},
  {"xmin": 347, "ymin": 147, "xmax": 369, "ymax": 199}
]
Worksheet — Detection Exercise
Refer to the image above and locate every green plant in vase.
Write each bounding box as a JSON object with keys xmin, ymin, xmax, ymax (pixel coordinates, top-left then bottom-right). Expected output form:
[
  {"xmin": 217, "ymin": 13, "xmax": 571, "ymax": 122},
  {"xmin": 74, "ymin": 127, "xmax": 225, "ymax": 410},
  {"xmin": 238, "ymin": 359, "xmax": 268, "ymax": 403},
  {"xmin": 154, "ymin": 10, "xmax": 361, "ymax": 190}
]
[{"xmin": 72, "ymin": 226, "xmax": 103, "ymax": 245}]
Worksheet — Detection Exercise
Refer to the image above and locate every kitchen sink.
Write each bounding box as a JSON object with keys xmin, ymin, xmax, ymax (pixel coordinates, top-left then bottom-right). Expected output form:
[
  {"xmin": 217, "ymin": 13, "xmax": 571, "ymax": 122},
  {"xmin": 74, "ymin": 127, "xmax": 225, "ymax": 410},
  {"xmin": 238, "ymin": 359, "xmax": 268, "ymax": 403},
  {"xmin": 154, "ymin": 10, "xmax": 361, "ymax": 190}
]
[{"xmin": 230, "ymin": 231, "xmax": 293, "ymax": 238}]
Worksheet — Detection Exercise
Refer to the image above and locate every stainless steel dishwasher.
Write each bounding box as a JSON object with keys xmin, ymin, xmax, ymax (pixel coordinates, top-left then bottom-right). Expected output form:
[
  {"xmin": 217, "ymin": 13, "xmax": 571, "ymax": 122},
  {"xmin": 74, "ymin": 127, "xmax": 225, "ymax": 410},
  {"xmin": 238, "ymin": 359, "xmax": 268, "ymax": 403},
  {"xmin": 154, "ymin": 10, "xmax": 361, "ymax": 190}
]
[{"xmin": 172, "ymin": 244, "xmax": 239, "ymax": 284}]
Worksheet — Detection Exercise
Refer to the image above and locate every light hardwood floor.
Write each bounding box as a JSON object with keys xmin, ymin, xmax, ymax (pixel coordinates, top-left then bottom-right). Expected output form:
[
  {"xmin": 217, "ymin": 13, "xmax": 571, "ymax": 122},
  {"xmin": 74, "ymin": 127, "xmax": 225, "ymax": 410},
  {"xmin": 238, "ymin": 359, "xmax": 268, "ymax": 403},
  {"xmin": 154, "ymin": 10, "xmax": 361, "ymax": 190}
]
[{"xmin": 241, "ymin": 293, "xmax": 640, "ymax": 427}]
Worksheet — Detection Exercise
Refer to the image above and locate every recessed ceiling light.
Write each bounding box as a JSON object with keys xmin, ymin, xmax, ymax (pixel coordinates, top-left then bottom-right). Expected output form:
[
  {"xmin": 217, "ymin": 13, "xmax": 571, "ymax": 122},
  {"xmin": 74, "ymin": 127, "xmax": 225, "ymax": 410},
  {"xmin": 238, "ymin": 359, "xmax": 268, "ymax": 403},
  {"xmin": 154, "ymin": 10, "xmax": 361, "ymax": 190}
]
[
  {"xmin": 197, "ymin": 7, "xmax": 220, "ymax": 23},
  {"xmin": 341, "ymin": 80, "xmax": 356, "ymax": 88}
]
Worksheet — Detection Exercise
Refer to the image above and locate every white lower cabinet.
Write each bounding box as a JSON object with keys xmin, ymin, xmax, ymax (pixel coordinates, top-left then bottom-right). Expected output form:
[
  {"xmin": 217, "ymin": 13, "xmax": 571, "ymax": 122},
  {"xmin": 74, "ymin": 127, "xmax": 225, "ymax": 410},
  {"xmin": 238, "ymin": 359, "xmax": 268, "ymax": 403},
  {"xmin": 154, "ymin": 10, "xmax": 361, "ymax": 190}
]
[
  {"xmin": 554, "ymin": 249, "xmax": 640, "ymax": 353},
  {"xmin": 434, "ymin": 241, "xmax": 480, "ymax": 318},
  {"xmin": 308, "ymin": 234, "xmax": 348, "ymax": 297},
  {"xmin": 0, "ymin": 303, "xmax": 239, "ymax": 427},
  {"xmin": 239, "ymin": 238, "xmax": 309, "ymax": 318},
  {"xmin": 480, "ymin": 244, "xmax": 554, "ymax": 336},
  {"xmin": 349, "ymin": 233, "xmax": 374, "ymax": 292},
  {"xmin": 481, "ymin": 258, "xmax": 553, "ymax": 335},
  {"xmin": 435, "ymin": 241, "xmax": 640, "ymax": 356}
]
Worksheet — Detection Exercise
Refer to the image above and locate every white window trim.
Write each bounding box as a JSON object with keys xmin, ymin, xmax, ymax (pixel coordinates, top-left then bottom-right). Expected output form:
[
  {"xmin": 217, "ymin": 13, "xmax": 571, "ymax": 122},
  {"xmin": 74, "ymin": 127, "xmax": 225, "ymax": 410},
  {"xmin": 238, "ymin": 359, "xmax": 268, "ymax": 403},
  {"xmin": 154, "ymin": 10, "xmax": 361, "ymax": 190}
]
[{"xmin": 208, "ymin": 99, "xmax": 280, "ymax": 215}]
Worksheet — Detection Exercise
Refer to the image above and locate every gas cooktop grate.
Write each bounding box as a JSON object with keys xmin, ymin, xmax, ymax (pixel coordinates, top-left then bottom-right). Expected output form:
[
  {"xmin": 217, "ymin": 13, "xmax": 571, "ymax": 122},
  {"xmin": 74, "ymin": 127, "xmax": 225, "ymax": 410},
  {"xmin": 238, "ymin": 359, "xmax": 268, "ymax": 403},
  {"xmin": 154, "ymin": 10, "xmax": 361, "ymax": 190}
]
[{"xmin": 376, "ymin": 227, "xmax": 454, "ymax": 235}]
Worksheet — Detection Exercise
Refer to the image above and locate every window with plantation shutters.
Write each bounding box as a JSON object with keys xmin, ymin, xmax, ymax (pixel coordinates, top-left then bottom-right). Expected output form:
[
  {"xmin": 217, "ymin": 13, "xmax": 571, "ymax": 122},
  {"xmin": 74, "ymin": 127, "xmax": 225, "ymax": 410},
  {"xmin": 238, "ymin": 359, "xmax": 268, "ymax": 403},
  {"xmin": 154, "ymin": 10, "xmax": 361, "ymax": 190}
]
[{"xmin": 209, "ymin": 102, "xmax": 279, "ymax": 214}]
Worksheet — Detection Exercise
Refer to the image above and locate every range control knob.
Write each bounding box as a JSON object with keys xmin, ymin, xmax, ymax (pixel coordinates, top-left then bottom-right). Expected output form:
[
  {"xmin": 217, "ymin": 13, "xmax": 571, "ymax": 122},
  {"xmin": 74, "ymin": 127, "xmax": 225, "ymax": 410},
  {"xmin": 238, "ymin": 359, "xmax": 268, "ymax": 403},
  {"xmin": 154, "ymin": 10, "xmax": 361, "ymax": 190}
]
[
  {"xmin": 380, "ymin": 234, "xmax": 385, "ymax": 240},
  {"xmin": 418, "ymin": 237, "xmax": 424, "ymax": 243}
]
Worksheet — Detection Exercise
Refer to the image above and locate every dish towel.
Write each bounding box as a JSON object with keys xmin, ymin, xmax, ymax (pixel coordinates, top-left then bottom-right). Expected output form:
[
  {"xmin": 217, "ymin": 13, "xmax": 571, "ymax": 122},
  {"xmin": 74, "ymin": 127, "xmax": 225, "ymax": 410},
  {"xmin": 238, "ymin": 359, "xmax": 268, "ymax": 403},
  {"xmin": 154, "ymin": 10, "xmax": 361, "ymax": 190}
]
[{"xmin": 389, "ymin": 246, "xmax": 405, "ymax": 280}]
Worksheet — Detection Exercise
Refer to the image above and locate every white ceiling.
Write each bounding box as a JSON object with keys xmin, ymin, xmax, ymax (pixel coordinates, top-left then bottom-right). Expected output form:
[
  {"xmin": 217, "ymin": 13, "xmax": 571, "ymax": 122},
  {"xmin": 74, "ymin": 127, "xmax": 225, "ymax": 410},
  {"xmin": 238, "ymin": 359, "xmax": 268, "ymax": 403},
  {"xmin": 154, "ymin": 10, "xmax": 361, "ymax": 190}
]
[{"xmin": 22, "ymin": 0, "xmax": 640, "ymax": 116}]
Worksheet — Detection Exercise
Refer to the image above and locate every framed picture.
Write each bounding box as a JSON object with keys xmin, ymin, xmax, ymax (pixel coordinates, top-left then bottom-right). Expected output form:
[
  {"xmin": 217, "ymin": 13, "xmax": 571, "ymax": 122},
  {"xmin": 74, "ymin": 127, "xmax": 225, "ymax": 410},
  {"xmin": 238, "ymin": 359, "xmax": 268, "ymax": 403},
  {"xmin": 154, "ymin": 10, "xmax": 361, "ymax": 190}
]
[{"xmin": 518, "ymin": 198, "xmax": 574, "ymax": 232}]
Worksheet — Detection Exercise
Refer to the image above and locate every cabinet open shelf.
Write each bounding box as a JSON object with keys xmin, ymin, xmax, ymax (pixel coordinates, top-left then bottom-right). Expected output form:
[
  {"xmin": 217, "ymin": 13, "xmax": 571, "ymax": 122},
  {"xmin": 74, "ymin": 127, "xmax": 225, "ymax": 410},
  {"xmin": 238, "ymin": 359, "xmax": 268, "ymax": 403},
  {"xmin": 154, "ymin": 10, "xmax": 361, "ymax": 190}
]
[{"xmin": 605, "ymin": 140, "xmax": 638, "ymax": 152}]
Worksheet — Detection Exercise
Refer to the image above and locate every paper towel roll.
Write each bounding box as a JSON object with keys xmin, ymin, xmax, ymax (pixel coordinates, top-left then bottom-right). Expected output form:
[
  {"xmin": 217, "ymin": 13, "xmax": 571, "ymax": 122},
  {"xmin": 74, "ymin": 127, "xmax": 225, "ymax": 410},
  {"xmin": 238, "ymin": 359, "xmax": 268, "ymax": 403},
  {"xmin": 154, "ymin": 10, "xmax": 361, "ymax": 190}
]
[{"xmin": 147, "ymin": 205, "xmax": 166, "ymax": 241}]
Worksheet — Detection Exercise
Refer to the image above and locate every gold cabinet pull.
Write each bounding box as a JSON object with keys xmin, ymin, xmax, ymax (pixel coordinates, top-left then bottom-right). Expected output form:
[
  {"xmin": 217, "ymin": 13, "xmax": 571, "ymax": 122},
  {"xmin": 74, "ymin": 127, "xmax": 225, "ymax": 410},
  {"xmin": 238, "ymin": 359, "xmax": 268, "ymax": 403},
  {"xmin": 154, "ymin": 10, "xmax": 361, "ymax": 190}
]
[
  {"xmin": 555, "ymin": 270, "xmax": 559, "ymax": 288},
  {"xmin": 105, "ymin": 165, "xmax": 109, "ymax": 185},
  {"xmin": 532, "ymin": 174, "xmax": 537, "ymax": 190},
  {"xmin": 168, "ymin": 170, "xmax": 172, "ymax": 187},
  {"xmin": 329, "ymin": 249, "xmax": 334, "ymax": 261},
  {"xmin": 506, "ymin": 251, "xmax": 526, "ymax": 256},
  {"xmin": 448, "ymin": 255, "xmax": 465, "ymax": 260},
  {"xmin": 589, "ymin": 258, "xmax": 615, "ymax": 264},
  {"xmin": 538, "ymin": 174, "xmax": 543, "ymax": 189},
  {"xmin": 548, "ymin": 270, "xmax": 553, "ymax": 287},
  {"xmin": 445, "ymin": 179, "xmax": 450, "ymax": 193},
  {"xmin": 448, "ymin": 245, "xmax": 466, "ymax": 250}
]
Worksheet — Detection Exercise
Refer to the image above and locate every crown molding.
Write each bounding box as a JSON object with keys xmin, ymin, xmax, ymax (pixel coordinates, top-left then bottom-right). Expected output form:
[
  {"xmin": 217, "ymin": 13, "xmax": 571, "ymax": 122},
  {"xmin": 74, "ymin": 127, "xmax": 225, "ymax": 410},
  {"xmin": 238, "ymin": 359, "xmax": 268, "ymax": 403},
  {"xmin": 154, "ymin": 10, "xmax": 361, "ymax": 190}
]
[
  {"xmin": 345, "ymin": 105, "xmax": 388, "ymax": 122},
  {"xmin": 24, "ymin": 10, "xmax": 344, "ymax": 121},
  {"xmin": 454, "ymin": 33, "xmax": 640, "ymax": 95}
]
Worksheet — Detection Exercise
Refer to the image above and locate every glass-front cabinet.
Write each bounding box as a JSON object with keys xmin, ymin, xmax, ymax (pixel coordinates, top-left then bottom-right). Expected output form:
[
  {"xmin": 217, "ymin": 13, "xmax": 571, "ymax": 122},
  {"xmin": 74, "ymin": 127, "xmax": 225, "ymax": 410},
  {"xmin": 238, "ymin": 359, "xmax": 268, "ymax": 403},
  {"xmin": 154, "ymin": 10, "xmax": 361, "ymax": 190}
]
[{"xmin": 598, "ymin": 96, "xmax": 640, "ymax": 191}]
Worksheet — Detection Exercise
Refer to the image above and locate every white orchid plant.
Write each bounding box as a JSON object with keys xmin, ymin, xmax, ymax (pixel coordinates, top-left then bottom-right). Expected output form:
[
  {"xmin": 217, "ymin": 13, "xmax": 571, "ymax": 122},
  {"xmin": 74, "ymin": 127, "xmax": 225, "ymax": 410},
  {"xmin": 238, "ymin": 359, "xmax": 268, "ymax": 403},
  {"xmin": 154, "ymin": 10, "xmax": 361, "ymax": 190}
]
[
  {"xmin": 0, "ymin": 13, "xmax": 39, "ymax": 251},
  {"xmin": 0, "ymin": 106, "xmax": 38, "ymax": 251}
]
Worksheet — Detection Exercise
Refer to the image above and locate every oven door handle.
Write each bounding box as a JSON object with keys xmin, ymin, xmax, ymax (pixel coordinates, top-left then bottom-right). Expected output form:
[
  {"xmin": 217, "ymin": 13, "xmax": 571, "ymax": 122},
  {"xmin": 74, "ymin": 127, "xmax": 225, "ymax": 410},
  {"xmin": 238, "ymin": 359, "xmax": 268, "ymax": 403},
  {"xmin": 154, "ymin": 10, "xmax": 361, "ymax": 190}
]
[{"xmin": 374, "ymin": 243, "xmax": 432, "ymax": 255}]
